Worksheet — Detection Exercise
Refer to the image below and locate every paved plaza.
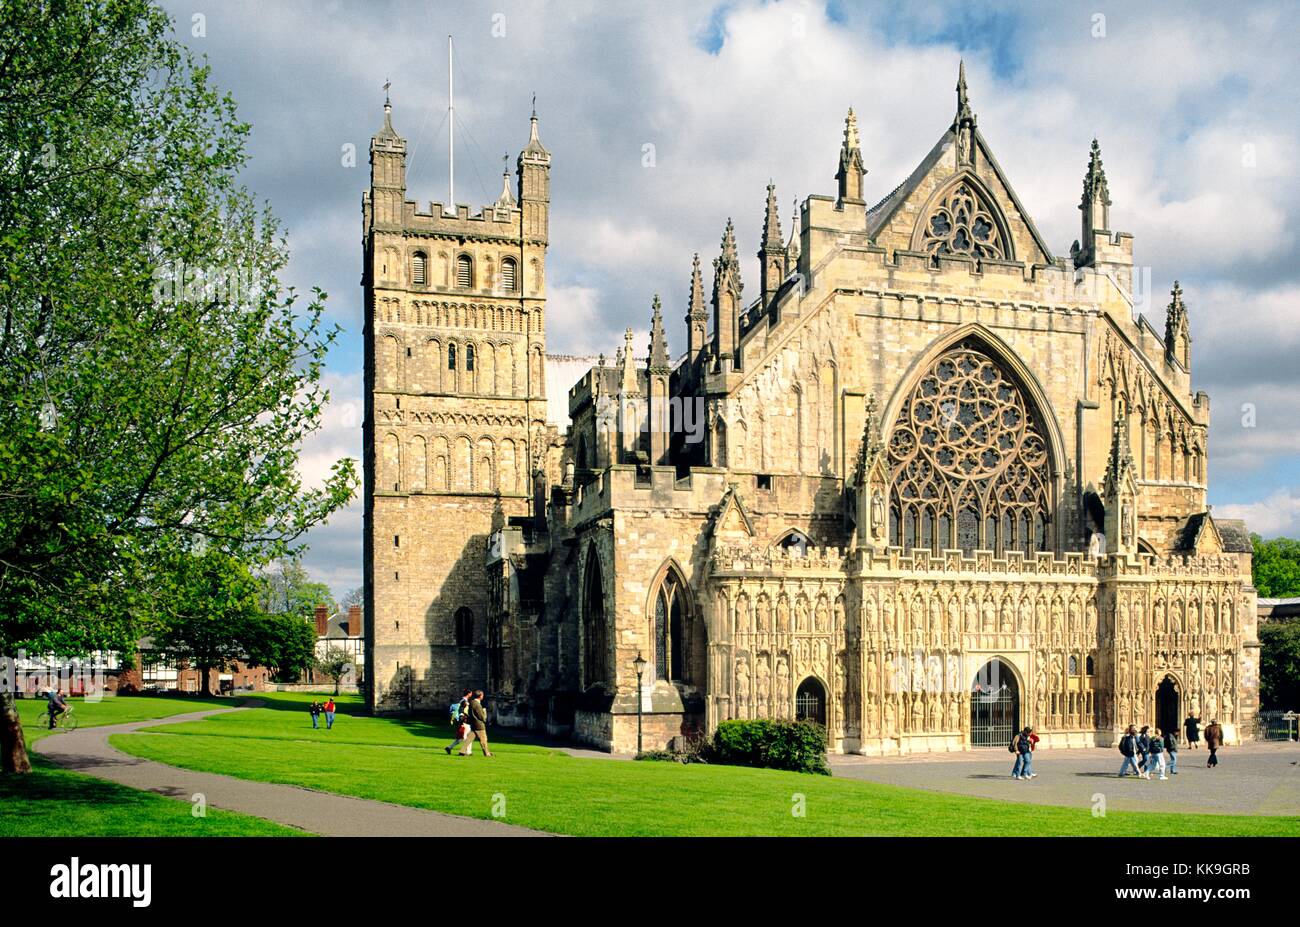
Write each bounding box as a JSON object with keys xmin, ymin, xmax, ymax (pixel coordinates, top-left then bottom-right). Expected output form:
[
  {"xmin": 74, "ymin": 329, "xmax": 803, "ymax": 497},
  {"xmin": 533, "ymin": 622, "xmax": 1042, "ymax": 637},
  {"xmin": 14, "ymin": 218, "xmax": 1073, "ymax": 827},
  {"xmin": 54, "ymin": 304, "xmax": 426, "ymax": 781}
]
[{"xmin": 830, "ymin": 742, "xmax": 1300, "ymax": 817}]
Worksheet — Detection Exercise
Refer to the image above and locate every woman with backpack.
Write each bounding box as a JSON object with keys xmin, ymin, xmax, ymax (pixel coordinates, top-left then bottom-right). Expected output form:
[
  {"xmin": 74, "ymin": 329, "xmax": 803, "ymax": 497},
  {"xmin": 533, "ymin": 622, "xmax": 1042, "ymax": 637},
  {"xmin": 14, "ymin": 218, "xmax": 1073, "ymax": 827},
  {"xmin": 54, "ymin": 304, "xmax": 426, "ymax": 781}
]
[
  {"xmin": 1117, "ymin": 725, "xmax": 1140, "ymax": 777},
  {"xmin": 1011, "ymin": 726, "xmax": 1033, "ymax": 779},
  {"xmin": 445, "ymin": 688, "xmax": 473, "ymax": 755}
]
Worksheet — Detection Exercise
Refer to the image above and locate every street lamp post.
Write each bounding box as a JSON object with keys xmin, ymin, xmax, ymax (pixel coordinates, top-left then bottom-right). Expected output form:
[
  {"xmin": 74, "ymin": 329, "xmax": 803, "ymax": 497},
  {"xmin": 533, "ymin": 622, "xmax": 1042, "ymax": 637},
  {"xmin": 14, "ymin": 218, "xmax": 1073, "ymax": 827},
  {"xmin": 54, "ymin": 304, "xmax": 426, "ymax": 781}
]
[{"xmin": 633, "ymin": 651, "xmax": 647, "ymax": 756}]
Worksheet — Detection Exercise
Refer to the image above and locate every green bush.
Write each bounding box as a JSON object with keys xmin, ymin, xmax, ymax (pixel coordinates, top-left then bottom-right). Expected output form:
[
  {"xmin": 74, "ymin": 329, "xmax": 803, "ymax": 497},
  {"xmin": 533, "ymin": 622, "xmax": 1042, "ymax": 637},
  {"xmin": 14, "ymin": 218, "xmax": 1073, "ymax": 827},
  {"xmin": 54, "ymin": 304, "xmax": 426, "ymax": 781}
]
[{"xmin": 712, "ymin": 719, "xmax": 830, "ymax": 775}]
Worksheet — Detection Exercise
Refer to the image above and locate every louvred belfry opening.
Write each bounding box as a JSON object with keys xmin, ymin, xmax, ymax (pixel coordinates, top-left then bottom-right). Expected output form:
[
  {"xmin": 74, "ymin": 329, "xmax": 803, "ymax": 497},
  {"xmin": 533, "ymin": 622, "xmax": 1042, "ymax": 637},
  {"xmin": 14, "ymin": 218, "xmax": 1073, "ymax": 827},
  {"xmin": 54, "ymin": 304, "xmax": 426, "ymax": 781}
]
[{"xmin": 887, "ymin": 340, "xmax": 1052, "ymax": 555}]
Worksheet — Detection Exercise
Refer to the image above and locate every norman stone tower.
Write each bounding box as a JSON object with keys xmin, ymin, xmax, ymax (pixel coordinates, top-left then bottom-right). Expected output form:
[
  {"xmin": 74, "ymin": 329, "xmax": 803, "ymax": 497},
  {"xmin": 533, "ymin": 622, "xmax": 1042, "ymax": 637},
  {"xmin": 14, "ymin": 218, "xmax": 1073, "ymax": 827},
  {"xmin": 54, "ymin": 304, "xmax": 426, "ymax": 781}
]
[{"xmin": 362, "ymin": 95, "xmax": 551, "ymax": 710}]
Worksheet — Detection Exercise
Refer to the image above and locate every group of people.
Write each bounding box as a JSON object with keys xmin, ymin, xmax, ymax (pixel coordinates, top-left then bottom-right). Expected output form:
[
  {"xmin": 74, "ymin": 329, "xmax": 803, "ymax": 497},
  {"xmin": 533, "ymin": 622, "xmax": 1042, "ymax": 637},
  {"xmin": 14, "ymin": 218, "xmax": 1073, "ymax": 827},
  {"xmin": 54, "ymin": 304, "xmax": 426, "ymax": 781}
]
[
  {"xmin": 308, "ymin": 698, "xmax": 337, "ymax": 729},
  {"xmin": 1117, "ymin": 713, "xmax": 1224, "ymax": 779},
  {"xmin": 445, "ymin": 688, "xmax": 492, "ymax": 757}
]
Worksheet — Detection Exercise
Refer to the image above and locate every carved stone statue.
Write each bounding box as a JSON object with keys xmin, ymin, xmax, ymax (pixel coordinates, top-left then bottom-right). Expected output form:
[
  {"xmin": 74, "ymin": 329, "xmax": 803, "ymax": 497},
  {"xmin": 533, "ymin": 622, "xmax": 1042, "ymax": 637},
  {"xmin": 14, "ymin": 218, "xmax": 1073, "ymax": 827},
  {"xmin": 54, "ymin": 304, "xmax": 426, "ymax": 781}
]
[{"xmin": 734, "ymin": 657, "xmax": 750, "ymax": 717}]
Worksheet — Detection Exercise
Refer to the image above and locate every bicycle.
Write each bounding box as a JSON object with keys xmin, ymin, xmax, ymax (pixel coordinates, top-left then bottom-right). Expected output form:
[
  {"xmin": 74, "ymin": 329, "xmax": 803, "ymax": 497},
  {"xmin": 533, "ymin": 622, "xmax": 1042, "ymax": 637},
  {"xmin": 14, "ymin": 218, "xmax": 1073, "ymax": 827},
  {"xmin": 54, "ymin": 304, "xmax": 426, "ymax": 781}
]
[{"xmin": 46, "ymin": 705, "xmax": 78, "ymax": 731}]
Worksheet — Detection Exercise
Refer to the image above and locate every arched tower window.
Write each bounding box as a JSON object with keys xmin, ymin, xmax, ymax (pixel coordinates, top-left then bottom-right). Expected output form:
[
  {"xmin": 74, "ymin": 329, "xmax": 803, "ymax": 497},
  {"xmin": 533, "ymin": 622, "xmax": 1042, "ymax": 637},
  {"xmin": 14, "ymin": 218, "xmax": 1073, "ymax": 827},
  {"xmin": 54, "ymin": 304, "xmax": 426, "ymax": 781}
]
[
  {"xmin": 448, "ymin": 342, "xmax": 457, "ymax": 370},
  {"xmin": 456, "ymin": 254, "xmax": 473, "ymax": 289},
  {"xmin": 775, "ymin": 530, "xmax": 811, "ymax": 557},
  {"xmin": 886, "ymin": 339, "xmax": 1052, "ymax": 555},
  {"xmin": 501, "ymin": 257, "xmax": 518, "ymax": 292},
  {"xmin": 454, "ymin": 607, "xmax": 473, "ymax": 646},
  {"xmin": 412, "ymin": 251, "xmax": 427, "ymax": 287},
  {"xmin": 651, "ymin": 565, "xmax": 688, "ymax": 682},
  {"xmin": 466, "ymin": 344, "xmax": 475, "ymax": 372},
  {"xmin": 582, "ymin": 553, "xmax": 607, "ymax": 689}
]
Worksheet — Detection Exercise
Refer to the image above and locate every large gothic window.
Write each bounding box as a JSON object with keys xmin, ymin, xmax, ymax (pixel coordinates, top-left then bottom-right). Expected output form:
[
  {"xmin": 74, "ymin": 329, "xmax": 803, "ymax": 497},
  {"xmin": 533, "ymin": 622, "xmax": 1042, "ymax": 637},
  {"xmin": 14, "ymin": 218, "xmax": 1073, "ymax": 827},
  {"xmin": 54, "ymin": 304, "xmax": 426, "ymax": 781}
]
[
  {"xmin": 651, "ymin": 566, "xmax": 687, "ymax": 682},
  {"xmin": 582, "ymin": 554, "xmax": 607, "ymax": 689},
  {"xmin": 921, "ymin": 181, "xmax": 1006, "ymax": 261},
  {"xmin": 887, "ymin": 340, "xmax": 1052, "ymax": 555}
]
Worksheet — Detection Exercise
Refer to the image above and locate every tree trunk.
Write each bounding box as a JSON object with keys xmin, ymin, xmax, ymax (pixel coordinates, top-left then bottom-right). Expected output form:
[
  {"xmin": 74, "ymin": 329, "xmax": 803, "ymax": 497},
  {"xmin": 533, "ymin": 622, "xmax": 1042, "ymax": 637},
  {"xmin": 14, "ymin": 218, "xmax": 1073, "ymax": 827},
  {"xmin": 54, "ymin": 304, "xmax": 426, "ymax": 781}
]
[
  {"xmin": 334, "ymin": 678, "xmax": 340, "ymax": 696},
  {"xmin": 1, "ymin": 691, "xmax": 33, "ymax": 774}
]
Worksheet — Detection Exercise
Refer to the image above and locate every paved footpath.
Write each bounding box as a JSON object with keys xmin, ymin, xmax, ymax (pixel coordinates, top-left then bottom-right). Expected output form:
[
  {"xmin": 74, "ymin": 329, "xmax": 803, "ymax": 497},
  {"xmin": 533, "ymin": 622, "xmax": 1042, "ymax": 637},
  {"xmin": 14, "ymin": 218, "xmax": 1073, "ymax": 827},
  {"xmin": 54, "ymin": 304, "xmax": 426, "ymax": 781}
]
[
  {"xmin": 33, "ymin": 703, "xmax": 547, "ymax": 837},
  {"xmin": 830, "ymin": 742, "xmax": 1300, "ymax": 817}
]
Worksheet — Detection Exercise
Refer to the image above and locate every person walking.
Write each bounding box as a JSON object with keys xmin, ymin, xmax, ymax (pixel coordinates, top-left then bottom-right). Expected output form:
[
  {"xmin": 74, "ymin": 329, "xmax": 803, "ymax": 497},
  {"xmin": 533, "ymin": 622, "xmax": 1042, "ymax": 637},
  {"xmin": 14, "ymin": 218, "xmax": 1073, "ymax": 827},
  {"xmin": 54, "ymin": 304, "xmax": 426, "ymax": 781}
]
[
  {"xmin": 1184, "ymin": 713, "xmax": 1201, "ymax": 750},
  {"xmin": 460, "ymin": 689, "xmax": 493, "ymax": 757},
  {"xmin": 1163, "ymin": 727, "xmax": 1179, "ymax": 775},
  {"xmin": 1117, "ymin": 725, "xmax": 1141, "ymax": 777},
  {"xmin": 309, "ymin": 700, "xmax": 322, "ymax": 729},
  {"xmin": 446, "ymin": 688, "xmax": 473, "ymax": 755},
  {"xmin": 323, "ymin": 697, "xmax": 337, "ymax": 730},
  {"xmin": 1149, "ymin": 729, "xmax": 1167, "ymax": 779},
  {"xmin": 1204, "ymin": 719, "xmax": 1223, "ymax": 768},
  {"xmin": 1136, "ymin": 725, "xmax": 1151, "ymax": 776},
  {"xmin": 1014, "ymin": 726, "xmax": 1034, "ymax": 779},
  {"xmin": 1010, "ymin": 728, "xmax": 1026, "ymax": 779}
]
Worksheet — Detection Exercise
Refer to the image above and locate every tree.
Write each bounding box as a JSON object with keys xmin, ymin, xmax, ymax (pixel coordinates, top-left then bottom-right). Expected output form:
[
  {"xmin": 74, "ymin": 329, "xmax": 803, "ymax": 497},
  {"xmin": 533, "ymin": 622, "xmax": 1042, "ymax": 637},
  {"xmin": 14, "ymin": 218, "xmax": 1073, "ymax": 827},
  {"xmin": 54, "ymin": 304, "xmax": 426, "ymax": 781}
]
[
  {"xmin": 154, "ymin": 550, "xmax": 263, "ymax": 696},
  {"xmin": 316, "ymin": 647, "xmax": 356, "ymax": 696},
  {"xmin": 1259, "ymin": 621, "xmax": 1300, "ymax": 712},
  {"xmin": 0, "ymin": 1, "xmax": 355, "ymax": 772},
  {"xmin": 243, "ymin": 611, "xmax": 316, "ymax": 682},
  {"xmin": 1252, "ymin": 535, "xmax": 1300, "ymax": 598},
  {"xmin": 257, "ymin": 559, "xmax": 336, "ymax": 620},
  {"xmin": 339, "ymin": 586, "xmax": 363, "ymax": 613}
]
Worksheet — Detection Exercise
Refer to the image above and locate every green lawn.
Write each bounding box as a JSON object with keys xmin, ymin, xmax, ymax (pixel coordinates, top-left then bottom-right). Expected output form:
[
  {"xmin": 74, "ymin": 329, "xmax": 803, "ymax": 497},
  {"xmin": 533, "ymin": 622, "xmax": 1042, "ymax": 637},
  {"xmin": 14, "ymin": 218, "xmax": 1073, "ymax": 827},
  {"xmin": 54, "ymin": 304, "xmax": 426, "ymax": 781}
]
[
  {"xmin": 0, "ymin": 694, "xmax": 303, "ymax": 837},
  {"xmin": 110, "ymin": 692, "xmax": 1300, "ymax": 837}
]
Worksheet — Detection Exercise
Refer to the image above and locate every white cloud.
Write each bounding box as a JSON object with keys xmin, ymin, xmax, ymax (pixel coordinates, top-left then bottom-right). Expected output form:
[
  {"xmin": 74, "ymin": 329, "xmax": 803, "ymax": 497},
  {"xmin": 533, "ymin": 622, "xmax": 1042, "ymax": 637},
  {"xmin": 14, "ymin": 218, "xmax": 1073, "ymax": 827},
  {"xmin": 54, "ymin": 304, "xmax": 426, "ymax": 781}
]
[{"xmin": 1217, "ymin": 488, "xmax": 1300, "ymax": 539}]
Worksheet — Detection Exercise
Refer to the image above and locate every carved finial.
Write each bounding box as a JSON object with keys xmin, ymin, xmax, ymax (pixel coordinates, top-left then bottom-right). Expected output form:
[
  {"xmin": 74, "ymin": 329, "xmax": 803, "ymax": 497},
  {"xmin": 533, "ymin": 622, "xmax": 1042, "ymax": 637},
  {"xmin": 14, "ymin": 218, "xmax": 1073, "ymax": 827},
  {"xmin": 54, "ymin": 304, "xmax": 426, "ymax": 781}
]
[
  {"xmin": 688, "ymin": 253, "xmax": 704, "ymax": 315},
  {"xmin": 843, "ymin": 107, "xmax": 860, "ymax": 152},
  {"xmin": 1083, "ymin": 137, "xmax": 1111, "ymax": 207},
  {"xmin": 1165, "ymin": 280, "xmax": 1190, "ymax": 364},
  {"xmin": 787, "ymin": 198, "xmax": 801, "ymax": 260},
  {"xmin": 383, "ymin": 78, "xmax": 391, "ymax": 106},
  {"xmin": 853, "ymin": 392, "xmax": 886, "ymax": 487},
  {"xmin": 721, "ymin": 217, "xmax": 738, "ymax": 264},
  {"xmin": 762, "ymin": 181, "xmax": 782, "ymax": 249},
  {"xmin": 649, "ymin": 295, "xmax": 670, "ymax": 371}
]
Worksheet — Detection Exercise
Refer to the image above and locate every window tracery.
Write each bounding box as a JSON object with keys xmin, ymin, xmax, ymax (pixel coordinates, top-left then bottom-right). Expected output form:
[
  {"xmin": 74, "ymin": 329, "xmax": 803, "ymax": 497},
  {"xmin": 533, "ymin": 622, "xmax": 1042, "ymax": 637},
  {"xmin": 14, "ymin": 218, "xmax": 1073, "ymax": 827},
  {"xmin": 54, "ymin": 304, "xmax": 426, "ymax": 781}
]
[
  {"xmin": 887, "ymin": 341, "xmax": 1052, "ymax": 555},
  {"xmin": 921, "ymin": 181, "xmax": 1006, "ymax": 261}
]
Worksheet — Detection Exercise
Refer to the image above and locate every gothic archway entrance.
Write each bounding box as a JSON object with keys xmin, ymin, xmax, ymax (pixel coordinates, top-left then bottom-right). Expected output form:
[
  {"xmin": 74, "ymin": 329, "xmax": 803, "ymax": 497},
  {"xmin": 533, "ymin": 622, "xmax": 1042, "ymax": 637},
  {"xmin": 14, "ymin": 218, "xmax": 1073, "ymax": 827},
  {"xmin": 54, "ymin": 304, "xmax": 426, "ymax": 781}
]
[
  {"xmin": 795, "ymin": 677, "xmax": 826, "ymax": 725},
  {"xmin": 970, "ymin": 659, "xmax": 1019, "ymax": 747},
  {"xmin": 1156, "ymin": 675, "xmax": 1180, "ymax": 737}
]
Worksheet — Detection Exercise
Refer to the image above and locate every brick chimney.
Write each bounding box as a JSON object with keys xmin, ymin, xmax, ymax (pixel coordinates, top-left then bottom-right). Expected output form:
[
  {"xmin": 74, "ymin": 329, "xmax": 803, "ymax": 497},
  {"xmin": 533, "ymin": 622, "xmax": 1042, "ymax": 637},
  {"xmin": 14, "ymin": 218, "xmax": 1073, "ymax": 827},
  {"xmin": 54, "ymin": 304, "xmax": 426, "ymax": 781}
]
[
  {"xmin": 314, "ymin": 604, "xmax": 329, "ymax": 637},
  {"xmin": 348, "ymin": 604, "xmax": 362, "ymax": 637}
]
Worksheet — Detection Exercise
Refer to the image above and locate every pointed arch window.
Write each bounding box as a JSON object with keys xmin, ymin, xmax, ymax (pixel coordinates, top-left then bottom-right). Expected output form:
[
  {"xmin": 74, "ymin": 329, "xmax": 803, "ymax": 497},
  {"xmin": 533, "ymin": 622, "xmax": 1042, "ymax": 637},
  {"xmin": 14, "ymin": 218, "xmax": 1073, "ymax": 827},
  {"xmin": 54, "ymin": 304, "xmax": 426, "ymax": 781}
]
[
  {"xmin": 456, "ymin": 254, "xmax": 473, "ymax": 289},
  {"xmin": 454, "ymin": 607, "xmax": 473, "ymax": 647},
  {"xmin": 921, "ymin": 181, "xmax": 1006, "ymax": 261},
  {"xmin": 651, "ymin": 567, "xmax": 687, "ymax": 682},
  {"xmin": 887, "ymin": 339, "xmax": 1052, "ymax": 556},
  {"xmin": 582, "ymin": 553, "xmax": 607, "ymax": 689},
  {"xmin": 412, "ymin": 252, "xmax": 427, "ymax": 287}
]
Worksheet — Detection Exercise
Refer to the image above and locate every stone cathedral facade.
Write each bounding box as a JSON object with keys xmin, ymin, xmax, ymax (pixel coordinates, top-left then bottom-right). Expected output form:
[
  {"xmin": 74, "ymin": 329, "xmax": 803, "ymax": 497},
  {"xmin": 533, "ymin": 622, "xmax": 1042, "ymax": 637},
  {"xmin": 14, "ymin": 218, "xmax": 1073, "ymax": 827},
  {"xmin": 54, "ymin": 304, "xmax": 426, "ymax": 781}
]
[{"xmin": 362, "ymin": 67, "xmax": 1259, "ymax": 755}]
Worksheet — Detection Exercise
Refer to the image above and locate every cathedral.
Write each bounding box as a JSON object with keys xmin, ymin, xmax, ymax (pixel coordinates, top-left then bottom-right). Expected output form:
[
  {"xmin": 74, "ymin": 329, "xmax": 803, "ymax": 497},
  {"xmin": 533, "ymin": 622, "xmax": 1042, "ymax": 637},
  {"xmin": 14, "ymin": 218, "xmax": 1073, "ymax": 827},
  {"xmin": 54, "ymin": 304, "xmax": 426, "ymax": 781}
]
[{"xmin": 361, "ymin": 65, "xmax": 1260, "ymax": 755}]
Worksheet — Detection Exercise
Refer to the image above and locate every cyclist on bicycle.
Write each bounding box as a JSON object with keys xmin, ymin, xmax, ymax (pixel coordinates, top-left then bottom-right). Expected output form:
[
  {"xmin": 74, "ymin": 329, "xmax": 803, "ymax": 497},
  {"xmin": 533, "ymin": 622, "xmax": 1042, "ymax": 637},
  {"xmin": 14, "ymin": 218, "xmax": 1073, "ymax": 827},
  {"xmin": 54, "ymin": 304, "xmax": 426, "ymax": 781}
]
[{"xmin": 45, "ymin": 687, "xmax": 68, "ymax": 729}]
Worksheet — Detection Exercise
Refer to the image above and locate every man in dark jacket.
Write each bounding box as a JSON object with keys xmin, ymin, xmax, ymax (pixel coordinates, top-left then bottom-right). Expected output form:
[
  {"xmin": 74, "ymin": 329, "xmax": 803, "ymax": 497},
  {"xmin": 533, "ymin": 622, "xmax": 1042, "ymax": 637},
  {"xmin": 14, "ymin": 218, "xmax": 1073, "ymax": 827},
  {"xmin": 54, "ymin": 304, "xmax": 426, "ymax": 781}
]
[
  {"xmin": 1204, "ymin": 720, "xmax": 1223, "ymax": 768},
  {"xmin": 1163, "ymin": 728, "xmax": 1179, "ymax": 775},
  {"xmin": 459, "ymin": 689, "xmax": 494, "ymax": 757},
  {"xmin": 1117, "ymin": 725, "xmax": 1140, "ymax": 777}
]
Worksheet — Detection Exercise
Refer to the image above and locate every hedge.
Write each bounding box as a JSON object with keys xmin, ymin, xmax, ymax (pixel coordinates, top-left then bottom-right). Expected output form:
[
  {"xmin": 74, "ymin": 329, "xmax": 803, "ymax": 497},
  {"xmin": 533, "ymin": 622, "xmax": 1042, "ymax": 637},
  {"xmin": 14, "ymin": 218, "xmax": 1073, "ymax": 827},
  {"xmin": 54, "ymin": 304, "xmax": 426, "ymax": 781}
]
[{"xmin": 712, "ymin": 719, "xmax": 830, "ymax": 775}]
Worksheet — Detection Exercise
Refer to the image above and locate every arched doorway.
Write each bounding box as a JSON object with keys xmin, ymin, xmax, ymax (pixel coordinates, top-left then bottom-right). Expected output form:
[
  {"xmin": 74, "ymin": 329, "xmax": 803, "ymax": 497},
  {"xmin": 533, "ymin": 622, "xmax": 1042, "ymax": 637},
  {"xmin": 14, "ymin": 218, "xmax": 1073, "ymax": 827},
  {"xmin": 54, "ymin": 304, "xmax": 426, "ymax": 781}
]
[
  {"xmin": 1156, "ymin": 675, "xmax": 1180, "ymax": 736},
  {"xmin": 970, "ymin": 659, "xmax": 1019, "ymax": 747},
  {"xmin": 795, "ymin": 677, "xmax": 826, "ymax": 725}
]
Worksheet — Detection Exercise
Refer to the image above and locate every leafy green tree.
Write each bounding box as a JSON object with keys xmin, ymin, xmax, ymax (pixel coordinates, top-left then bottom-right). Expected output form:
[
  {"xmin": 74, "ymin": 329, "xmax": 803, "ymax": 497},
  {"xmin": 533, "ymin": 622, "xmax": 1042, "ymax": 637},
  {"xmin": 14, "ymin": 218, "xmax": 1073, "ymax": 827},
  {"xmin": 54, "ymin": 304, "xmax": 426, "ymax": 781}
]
[
  {"xmin": 0, "ymin": 0, "xmax": 355, "ymax": 772},
  {"xmin": 257, "ymin": 559, "xmax": 336, "ymax": 621},
  {"xmin": 243, "ymin": 611, "xmax": 316, "ymax": 683},
  {"xmin": 1259, "ymin": 621, "xmax": 1300, "ymax": 711},
  {"xmin": 153, "ymin": 550, "xmax": 263, "ymax": 696},
  {"xmin": 315, "ymin": 647, "xmax": 357, "ymax": 696},
  {"xmin": 1252, "ymin": 536, "xmax": 1300, "ymax": 598}
]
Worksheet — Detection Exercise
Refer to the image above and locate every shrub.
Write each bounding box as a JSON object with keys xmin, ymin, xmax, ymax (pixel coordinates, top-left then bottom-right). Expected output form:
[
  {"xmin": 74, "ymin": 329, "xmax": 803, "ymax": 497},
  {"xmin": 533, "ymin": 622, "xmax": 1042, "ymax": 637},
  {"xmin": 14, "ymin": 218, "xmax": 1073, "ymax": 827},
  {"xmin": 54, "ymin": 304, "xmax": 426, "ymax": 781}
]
[{"xmin": 712, "ymin": 719, "xmax": 830, "ymax": 775}]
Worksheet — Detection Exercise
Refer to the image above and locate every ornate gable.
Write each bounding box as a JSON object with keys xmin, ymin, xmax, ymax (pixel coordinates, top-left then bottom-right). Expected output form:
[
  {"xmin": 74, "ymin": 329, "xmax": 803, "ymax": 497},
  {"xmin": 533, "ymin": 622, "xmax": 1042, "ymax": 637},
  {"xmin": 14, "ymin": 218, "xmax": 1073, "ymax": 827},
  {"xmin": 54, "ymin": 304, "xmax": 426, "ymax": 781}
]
[{"xmin": 867, "ymin": 65, "xmax": 1053, "ymax": 267}]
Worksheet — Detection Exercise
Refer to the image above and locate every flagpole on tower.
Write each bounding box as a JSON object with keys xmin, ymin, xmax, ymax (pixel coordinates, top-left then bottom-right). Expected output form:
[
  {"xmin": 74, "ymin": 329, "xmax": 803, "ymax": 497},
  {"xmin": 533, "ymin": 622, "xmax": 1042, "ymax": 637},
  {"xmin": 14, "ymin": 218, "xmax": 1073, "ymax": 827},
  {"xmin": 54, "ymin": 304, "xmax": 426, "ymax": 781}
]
[{"xmin": 447, "ymin": 34, "xmax": 455, "ymax": 216}]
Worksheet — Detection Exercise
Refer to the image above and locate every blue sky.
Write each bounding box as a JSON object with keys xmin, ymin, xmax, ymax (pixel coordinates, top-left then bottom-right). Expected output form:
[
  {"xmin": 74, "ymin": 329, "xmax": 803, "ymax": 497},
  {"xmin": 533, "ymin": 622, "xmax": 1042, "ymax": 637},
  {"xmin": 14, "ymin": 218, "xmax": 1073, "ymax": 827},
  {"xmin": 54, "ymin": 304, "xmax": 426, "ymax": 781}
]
[{"xmin": 158, "ymin": 0, "xmax": 1300, "ymax": 598}]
